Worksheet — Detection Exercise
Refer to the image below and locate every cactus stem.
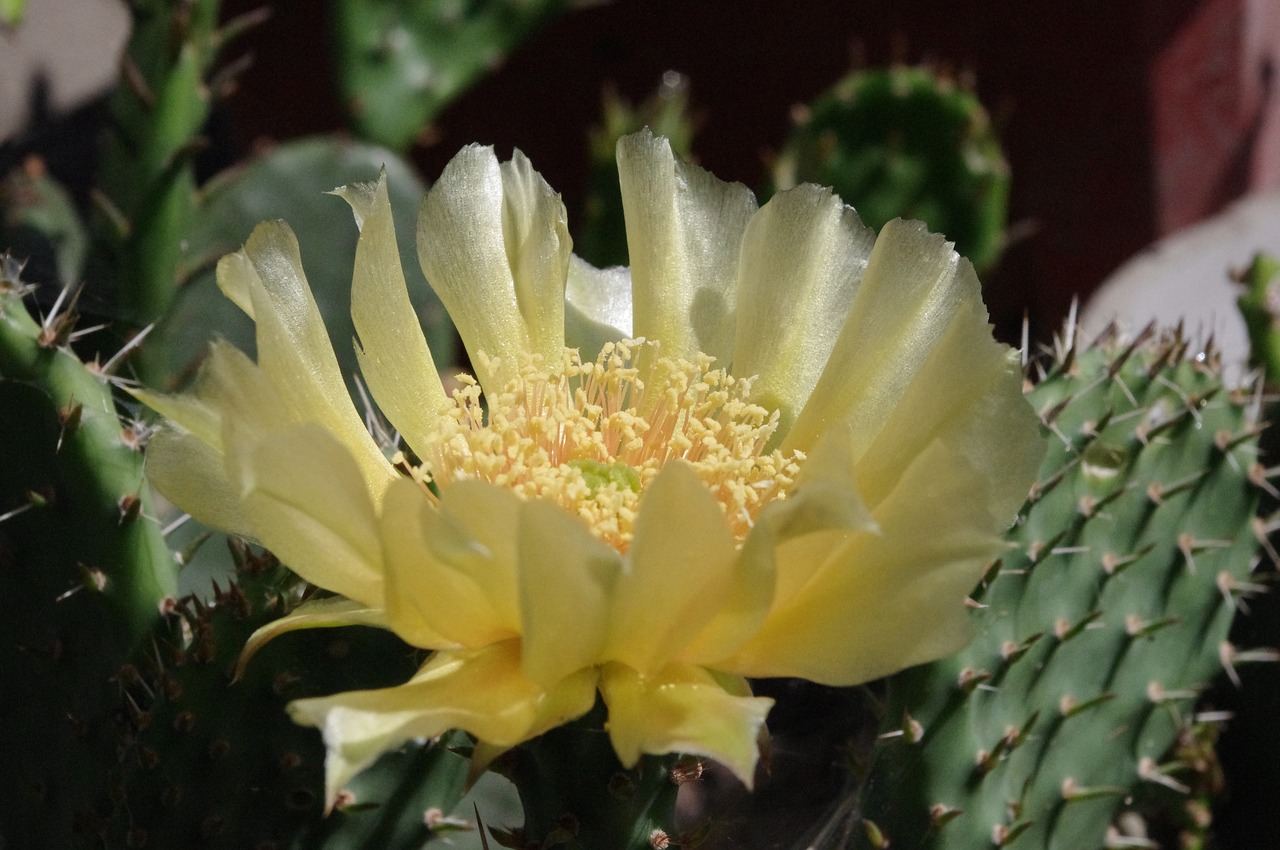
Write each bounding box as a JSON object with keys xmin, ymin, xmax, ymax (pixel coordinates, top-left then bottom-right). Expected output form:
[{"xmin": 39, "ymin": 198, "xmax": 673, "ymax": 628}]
[
  {"xmin": 993, "ymin": 819, "xmax": 1034, "ymax": 847},
  {"xmin": 120, "ymin": 52, "xmax": 157, "ymax": 108},
  {"xmin": 1059, "ymin": 692, "xmax": 1116, "ymax": 719},
  {"xmin": 1124, "ymin": 614, "xmax": 1180, "ymax": 638}
]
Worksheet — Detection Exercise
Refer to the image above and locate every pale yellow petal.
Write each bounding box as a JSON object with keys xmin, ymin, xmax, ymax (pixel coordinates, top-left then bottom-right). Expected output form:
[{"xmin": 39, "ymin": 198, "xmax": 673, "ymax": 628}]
[
  {"xmin": 230, "ymin": 422, "xmax": 384, "ymax": 608},
  {"xmin": 599, "ymin": 662, "xmax": 773, "ymax": 788},
  {"xmin": 606, "ymin": 462, "xmax": 737, "ymax": 675},
  {"xmin": 680, "ymin": 425, "xmax": 876, "ymax": 666},
  {"xmin": 335, "ymin": 172, "xmax": 448, "ymax": 460},
  {"xmin": 380, "ymin": 478, "xmax": 520, "ymax": 649},
  {"xmin": 416, "ymin": 145, "xmax": 569, "ymax": 393},
  {"xmin": 617, "ymin": 129, "xmax": 757, "ymax": 369},
  {"xmin": 517, "ymin": 499, "xmax": 622, "ymax": 688},
  {"xmin": 145, "ymin": 426, "xmax": 252, "ymax": 538},
  {"xmin": 564, "ymin": 254, "xmax": 631, "ymax": 360},
  {"xmin": 236, "ymin": 596, "xmax": 391, "ymax": 679},
  {"xmin": 733, "ymin": 185, "xmax": 875, "ymax": 437},
  {"xmin": 289, "ymin": 641, "xmax": 597, "ymax": 809},
  {"xmin": 500, "ymin": 150, "xmax": 570, "ymax": 359},
  {"xmin": 217, "ymin": 221, "xmax": 394, "ymax": 504},
  {"xmin": 784, "ymin": 218, "xmax": 978, "ymax": 457},
  {"xmin": 721, "ymin": 363, "xmax": 1042, "ymax": 684}
]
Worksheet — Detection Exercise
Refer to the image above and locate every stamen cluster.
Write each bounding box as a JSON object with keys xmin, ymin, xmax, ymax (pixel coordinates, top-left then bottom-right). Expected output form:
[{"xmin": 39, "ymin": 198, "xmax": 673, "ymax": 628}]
[{"xmin": 413, "ymin": 340, "xmax": 803, "ymax": 551}]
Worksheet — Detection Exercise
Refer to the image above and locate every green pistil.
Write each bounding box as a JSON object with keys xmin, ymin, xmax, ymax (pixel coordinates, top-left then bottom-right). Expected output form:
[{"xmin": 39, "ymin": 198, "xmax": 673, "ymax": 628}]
[{"xmin": 570, "ymin": 459, "xmax": 642, "ymax": 493}]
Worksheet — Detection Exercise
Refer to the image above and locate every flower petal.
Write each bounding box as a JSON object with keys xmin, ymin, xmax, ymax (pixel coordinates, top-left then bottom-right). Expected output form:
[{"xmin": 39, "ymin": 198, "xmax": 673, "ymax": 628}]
[
  {"xmin": 380, "ymin": 478, "xmax": 521, "ymax": 649},
  {"xmin": 680, "ymin": 425, "xmax": 876, "ymax": 666},
  {"xmin": 236, "ymin": 596, "xmax": 391, "ymax": 679},
  {"xmin": 783, "ymin": 218, "xmax": 990, "ymax": 458},
  {"xmin": 599, "ymin": 662, "xmax": 773, "ymax": 787},
  {"xmin": 229, "ymin": 421, "xmax": 384, "ymax": 608},
  {"xmin": 617, "ymin": 129, "xmax": 757, "ymax": 369},
  {"xmin": 517, "ymin": 499, "xmax": 622, "ymax": 689},
  {"xmin": 217, "ymin": 221, "xmax": 394, "ymax": 504},
  {"xmin": 335, "ymin": 172, "xmax": 448, "ymax": 460},
  {"xmin": 289, "ymin": 641, "xmax": 597, "ymax": 809},
  {"xmin": 721, "ymin": 361, "xmax": 1042, "ymax": 685},
  {"xmin": 733, "ymin": 185, "xmax": 875, "ymax": 437},
  {"xmin": 145, "ymin": 426, "xmax": 251, "ymax": 537},
  {"xmin": 564, "ymin": 254, "xmax": 632, "ymax": 360},
  {"xmin": 416, "ymin": 146, "xmax": 569, "ymax": 393},
  {"xmin": 606, "ymin": 461, "xmax": 737, "ymax": 675}
]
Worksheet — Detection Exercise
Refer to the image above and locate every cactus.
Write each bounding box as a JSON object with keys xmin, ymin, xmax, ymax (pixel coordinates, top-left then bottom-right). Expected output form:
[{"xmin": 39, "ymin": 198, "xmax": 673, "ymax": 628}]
[
  {"xmin": 848, "ymin": 326, "xmax": 1267, "ymax": 849},
  {"xmin": 772, "ymin": 65, "xmax": 1009, "ymax": 273},
  {"xmin": 95, "ymin": 542, "xmax": 470, "ymax": 849},
  {"xmin": 1236, "ymin": 251, "xmax": 1280, "ymax": 383},
  {"xmin": 0, "ymin": 257, "xmax": 179, "ymax": 846},
  {"xmin": 332, "ymin": 0, "xmax": 573, "ymax": 151},
  {"xmin": 86, "ymin": 0, "xmax": 228, "ymax": 329},
  {"xmin": 575, "ymin": 73, "xmax": 696, "ymax": 269}
]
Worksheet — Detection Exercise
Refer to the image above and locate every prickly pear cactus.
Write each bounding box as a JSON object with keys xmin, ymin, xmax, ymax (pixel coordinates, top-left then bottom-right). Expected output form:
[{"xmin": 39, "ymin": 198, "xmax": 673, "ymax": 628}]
[
  {"xmin": 772, "ymin": 65, "xmax": 1009, "ymax": 272},
  {"xmin": 95, "ymin": 543, "xmax": 470, "ymax": 849},
  {"xmin": 852, "ymin": 326, "xmax": 1266, "ymax": 849},
  {"xmin": 333, "ymin": 0, "xmax": 572, "ymax": 151},
  {"xmin": 0, "ymin": 257, "xmax": 178, "ymax": 847}
]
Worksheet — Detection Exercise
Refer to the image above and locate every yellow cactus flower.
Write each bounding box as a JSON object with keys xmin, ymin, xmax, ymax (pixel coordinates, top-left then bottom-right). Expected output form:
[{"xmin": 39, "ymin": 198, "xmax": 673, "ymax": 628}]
[{"xmin": 137, "ymin": 130, "xmax": 1044, "ymax": 808}]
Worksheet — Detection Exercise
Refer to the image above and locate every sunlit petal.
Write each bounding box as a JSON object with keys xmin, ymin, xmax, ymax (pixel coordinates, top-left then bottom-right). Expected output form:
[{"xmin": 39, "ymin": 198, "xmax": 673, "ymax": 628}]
[
  {"xmin": 606, "ymin": 462, "xmax": 737, "ymax": 675},
  {"xmin": 733, "ymin": 185, "xmax": 875, "ymax": 438},
  {"xmin": 217, "ymin": 221, "xmax": 394, "ymax": 503},
  {"xmin": 564, "ymin": 254, "xmax": 631, "ymax": 359},
  {"xmin": 236, "ymin": 596, "xmax": 392, "ymax": 680},
  {"xmin": 229, "ymin": 422, "xmax": 384, "ymax": 608},
  {"xmin": 416, "ymin": 145, "xmax": 569, "ymax": 393},
  {"xmin": 289, "ymin": 641, "xmax": 596, "ymax": 809},
  {"xmin": 722, "ymin": 362, "xmax": 1041, "ymax": 684},
  {"xmin": 517, "ymin": 499, "xmax": 622, "ymax": 688},
  {"xmin": 381, "ymin": 478, "xmax": 521, "ymax": 649},
  {"xmin": 599, "ymin": 662, "xmax": 773, "ymax": 787},
  {"xmin": 617, "ymin": 129, "xmax": 757, "ymax": 369},
  {"xmin": 335, "ymin": 172, "xmax": 448, "ymax": 460}
]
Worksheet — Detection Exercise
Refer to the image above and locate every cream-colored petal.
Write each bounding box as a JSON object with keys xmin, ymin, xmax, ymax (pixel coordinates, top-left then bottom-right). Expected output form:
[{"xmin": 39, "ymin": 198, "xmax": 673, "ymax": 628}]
[
  {"xmin": 229, "ymin": 421, "xmax": 384, "ymax": 608},
  {"xmin": 606, "ymin": 462, "xmax": 737, "ymax": 675},
  {"xmin": 289, "ymin": 641, "xmax": 597, "ymax": 809},
  {"xmin": 380, "ymin": 478, "xmax": 520, "ymax": 649},
  {"xmin": 679, "ymin": 425, "xmax": 876, "ymax": 666},
  {"xmin": 733, "ymin": 185, "xmax": 875, "ymax": 437},
  {"xmin": 599, "ymin": 662, "xmax": 773, "ymax": 787},
  {"xmin": 236, "ymin": 596, "xmax": 391, "ymax": 679},
  {"xmin": 145, "ymin": 426, "xmax": 252, "ymax": 538},
  {"xmin": 517, "ymin": 499, "xmax": 622, "ymax": 688},
  {"xmin": 500, "ymin": 150, "xmax": 570, "ymax": 359},
  {"xmin": 617, "ymin": 129, "xmax": 757, "ymax": 370},
  {"xmin": 721, "ymin": 361, "xmax": 1042, "ymax": 685},
  {"xmin": 217, "ymin": 221, "xmax": 394, "ymax": 504},
  {"xmin": 335, "ymin": 172, "xmax": 448, "ymax": 460},
  {"xmin": 416, "ymin": 145, "xmax": 569, "ymax": 393},
  {"xmin": 564, "ymin": 254, "xmax": 632, "ymax": 360},
  {"xmin": 784, "ymin": 218, "xmax": 982, "ymax": 458}
]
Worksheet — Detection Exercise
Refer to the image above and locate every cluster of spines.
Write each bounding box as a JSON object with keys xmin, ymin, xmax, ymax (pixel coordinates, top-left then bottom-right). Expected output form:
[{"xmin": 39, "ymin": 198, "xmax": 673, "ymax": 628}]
[{"xmin": 852, "ymin": 324, "xmax": 1273, "ymax": 849}]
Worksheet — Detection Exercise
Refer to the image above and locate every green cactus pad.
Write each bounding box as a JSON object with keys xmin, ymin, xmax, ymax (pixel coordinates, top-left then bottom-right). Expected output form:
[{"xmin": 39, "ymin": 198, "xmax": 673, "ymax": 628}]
[
  {"xmin": 333, "ymin": 0, "xmax": 572, "ymax": 151},
  {"xmin": 851, "ymin": 327, "xmax": 1265, "ymax": 848},
  {"xmin": 773, "ymin": 65, "xmax": 1009, "ymax": 273}
]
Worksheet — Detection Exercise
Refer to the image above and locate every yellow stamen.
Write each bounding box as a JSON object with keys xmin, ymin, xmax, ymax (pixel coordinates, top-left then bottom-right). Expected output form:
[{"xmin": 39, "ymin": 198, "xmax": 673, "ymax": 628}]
[{"xmin": 414, "ymin": 340, "xmax": 803, "ymax": 552}]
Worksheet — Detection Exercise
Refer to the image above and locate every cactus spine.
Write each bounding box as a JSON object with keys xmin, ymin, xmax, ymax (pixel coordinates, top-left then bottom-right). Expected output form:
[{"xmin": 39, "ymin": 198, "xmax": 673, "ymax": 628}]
[{"xmin": 851, "ymin": 327, "xmax": 1267, "ymax": 849}]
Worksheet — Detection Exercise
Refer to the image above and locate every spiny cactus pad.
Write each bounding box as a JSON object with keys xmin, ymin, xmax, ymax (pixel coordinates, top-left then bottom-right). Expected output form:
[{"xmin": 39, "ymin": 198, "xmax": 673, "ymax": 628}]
[
  {"xmin": 94, "ymin": 545, "xmax": 470, "ymax": 849},
  {"xmin": 852, "ymin": 327, "xmax": 1266, "ymax": 848},
  {"xmin": 773, "ymin": 65, "xmax": 1009, "ymax": 273}
]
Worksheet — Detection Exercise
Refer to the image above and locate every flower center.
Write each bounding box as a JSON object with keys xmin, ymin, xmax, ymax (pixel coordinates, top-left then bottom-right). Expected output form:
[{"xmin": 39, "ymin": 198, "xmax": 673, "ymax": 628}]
[{"xmin": 409, "ymin": 339, "xmax": 803, "ymax": 552}]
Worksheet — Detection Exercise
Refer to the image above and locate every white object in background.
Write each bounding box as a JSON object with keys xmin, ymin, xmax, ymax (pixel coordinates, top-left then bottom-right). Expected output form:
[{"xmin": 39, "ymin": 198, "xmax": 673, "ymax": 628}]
[
  {"xmin": 0, "ymin": 0, "xmax": 130, "ymax": 143},
  {"xmin": 1082, "ymin": 191, "xmax": 1280, "ymax": 369}
]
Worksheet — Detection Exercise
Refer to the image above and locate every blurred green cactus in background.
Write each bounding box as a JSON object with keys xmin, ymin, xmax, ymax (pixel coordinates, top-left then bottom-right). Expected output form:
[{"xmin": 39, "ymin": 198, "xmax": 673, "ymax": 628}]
[{"xmin": 773, "ymin": 65, "xmax": 1010, "ymax": 273}]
